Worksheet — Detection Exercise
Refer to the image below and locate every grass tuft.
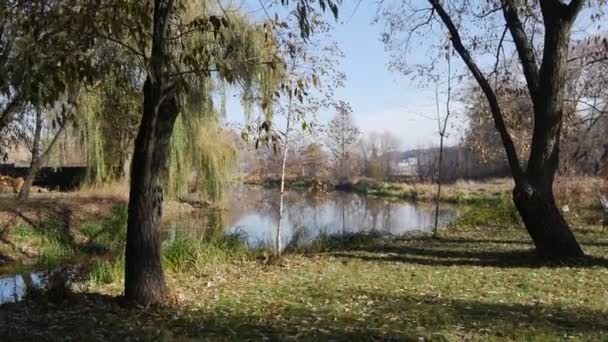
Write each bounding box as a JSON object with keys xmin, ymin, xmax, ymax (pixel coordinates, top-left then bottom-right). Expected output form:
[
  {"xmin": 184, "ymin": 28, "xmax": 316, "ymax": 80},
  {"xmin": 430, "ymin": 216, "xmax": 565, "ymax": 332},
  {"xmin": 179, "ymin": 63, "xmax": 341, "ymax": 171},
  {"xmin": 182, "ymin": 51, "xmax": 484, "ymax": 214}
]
[{"xmin": 162, "ymin": 233, "xmax": 252, "ymax": 273}]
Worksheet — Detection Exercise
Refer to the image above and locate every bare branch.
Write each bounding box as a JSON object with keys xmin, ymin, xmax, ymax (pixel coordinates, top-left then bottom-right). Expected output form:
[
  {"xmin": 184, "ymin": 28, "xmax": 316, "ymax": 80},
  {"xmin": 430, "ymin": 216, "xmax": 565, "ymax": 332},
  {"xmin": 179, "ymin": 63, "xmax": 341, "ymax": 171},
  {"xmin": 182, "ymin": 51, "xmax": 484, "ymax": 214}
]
[
  {"xmin": 502, "ymin": 0, "xmax": 540, "ymax": 98},
  {"xmin": 428, "ymin": 0, "xmax": 523, "ymax": 179}
]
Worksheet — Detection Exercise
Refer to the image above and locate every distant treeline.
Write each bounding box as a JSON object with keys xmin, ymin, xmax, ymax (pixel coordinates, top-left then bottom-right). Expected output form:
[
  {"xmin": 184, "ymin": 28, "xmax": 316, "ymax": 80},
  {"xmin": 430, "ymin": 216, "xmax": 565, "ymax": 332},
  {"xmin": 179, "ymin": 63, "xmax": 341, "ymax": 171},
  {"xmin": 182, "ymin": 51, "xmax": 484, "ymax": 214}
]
[{"xmin": 409, "ymin": 146, "xmax": 512, "ymax": 183}]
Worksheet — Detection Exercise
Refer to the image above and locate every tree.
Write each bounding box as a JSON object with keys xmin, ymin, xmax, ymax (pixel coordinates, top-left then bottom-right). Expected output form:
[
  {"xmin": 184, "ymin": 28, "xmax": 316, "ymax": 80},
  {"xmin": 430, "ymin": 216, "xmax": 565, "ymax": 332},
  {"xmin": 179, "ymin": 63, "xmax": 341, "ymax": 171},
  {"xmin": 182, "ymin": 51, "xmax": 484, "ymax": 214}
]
[
  {"xmin": 18, "ymin": 89, "xmax": 80, "ymax": 199},
  {"xmin": 0, "ymin": 0, "xmax": 112, "ymax": 197},
  {"xmin": 119, "ymin": 0, "xmax": 278, "ymax": 305},
  {"xmin": 564, "ymin": 33, "xmax": 608, "ymax": 175},
  {"xmin": 105, "ymin": 0, "xmax": 341, "ymax": 305},
  {"xmin": 380, "ymin": 0, "xmax": 599, "ymax": 260},
  {"xmin": 355, "ymin": 131, "xmax": 400, "ymax": 180},
  {"xmin": 249, "ymin": 11, "xmax": 343, "ymax": 257},
  {"xmin": 433, "ymin": 54, "xmax": 453, "ymax": 236},
  {"xmin": 301, "ymin": 142, "xmax": 328, "ymax": 178},
  {"xmin": 326, "ymin": 101, "xmax": 360, "ymax": 182}
]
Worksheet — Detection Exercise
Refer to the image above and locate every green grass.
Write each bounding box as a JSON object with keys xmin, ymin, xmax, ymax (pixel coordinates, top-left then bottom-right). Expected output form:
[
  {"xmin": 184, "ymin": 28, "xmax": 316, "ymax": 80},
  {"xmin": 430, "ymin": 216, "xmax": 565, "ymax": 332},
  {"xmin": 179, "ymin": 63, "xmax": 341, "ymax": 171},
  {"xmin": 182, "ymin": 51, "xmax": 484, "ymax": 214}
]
[
  {"xmin": 454, "ymin": 195, "xmax": 521, "ymax": 228},
  {"xmin": 0, "ymin": 205, "xmax": 128, "ymax": 275},
  {"xmin": 162, "ymin": 233, "xmax": 253, "ymax": 274},
  {"xmin": 3, "ymin": 215, "xmax": 608, "ymax": 341},
  {"xmin": 86, "ymin": 255, "xmax": 124, "ymax": 285},
  {"xmin": 2, "ymin": 221, "xmax": 77, "ymax": 271},
  {"xmin": 3, "ymin": 191, "xmax": 608, "ymax": 340}
]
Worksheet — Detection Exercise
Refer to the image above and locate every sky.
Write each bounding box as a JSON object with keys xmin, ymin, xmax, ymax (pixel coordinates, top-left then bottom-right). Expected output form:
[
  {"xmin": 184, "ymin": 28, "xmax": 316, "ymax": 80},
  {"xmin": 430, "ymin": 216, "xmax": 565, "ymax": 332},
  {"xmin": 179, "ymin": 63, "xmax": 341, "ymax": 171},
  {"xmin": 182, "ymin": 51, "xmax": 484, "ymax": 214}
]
[
  {"xmin": 220, "ymin": 1, "xmax": 608, "ymax": 152},
  {"xmin": 329, "ymin": 1, "xmax": 454, "ymax": 149},
  {"xmin": 225, "ymin": 1, "xmax": 465, "ymax": 150}
]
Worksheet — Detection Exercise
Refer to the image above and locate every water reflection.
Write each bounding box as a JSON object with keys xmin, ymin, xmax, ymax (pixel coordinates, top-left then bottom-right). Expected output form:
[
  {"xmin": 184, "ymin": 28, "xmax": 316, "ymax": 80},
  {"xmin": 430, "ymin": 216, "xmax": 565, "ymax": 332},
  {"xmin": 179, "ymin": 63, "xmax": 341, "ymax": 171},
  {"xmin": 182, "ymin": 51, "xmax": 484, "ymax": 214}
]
[
  {"xmin": 166, "ymin": 186, "xmax": 459, "ymax": 249},
  {"xmin": 0, "ymin": 272, "xmax": 47, "ymax": 305}
]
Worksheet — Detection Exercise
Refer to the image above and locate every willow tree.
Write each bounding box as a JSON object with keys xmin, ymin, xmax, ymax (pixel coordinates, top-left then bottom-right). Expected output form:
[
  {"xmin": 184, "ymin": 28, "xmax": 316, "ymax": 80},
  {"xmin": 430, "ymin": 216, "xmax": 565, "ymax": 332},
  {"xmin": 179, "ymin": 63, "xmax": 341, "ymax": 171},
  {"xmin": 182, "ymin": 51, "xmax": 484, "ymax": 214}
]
[
  {"xmin": 92, "ymin": 0, "xmax": 340, "ymax": 305},
  {"xmin": 380, "ymin": 0, "xmax": 607, "ymax": 260},
  {"xmin": 0, "ymin": 0, "xmax": 115, "ymax": 199},
  {"xmin": 167, "ymin": 78, "xmax": 237, "ymax": 201},
  {"xmin": 121, "ymin": 1, "xmax": 277, "ymax": 305}
]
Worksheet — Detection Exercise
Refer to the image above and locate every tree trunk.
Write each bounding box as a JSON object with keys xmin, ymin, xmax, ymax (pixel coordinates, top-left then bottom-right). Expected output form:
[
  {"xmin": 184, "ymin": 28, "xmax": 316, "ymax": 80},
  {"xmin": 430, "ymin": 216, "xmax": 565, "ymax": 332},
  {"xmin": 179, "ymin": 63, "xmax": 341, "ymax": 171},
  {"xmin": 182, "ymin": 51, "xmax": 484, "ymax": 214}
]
[
  {"xmin": 513, "ymin": 177, "xmax": 583, "ymax": 259},
  {"xmin": 123, "ymin": 0, "xmax": 177, "ymax": 306},
  {"xmin": 18, "ymin": 106, "xmax": 74, "ymax": 200},
  {"xmin": 18, "ymin": 109, "xmax": 43, "ymax": 200},
  {"xmin": 514, "ymin": 11, "xmax": 583, "ymax": 260},
  {"xmin": 275, "ymin": 114, "xmax": 291, "ymax": 257},
  {"xmin": 433, "ymin": 134, "xmax": 444, "ymax": 237},
  {"xmin": 124, "ymin": 78, "xmax": 179, "ymax": 306},
  {"xmin": 429, "ymin": 0, "xmax": 585, "ymax": 261}
]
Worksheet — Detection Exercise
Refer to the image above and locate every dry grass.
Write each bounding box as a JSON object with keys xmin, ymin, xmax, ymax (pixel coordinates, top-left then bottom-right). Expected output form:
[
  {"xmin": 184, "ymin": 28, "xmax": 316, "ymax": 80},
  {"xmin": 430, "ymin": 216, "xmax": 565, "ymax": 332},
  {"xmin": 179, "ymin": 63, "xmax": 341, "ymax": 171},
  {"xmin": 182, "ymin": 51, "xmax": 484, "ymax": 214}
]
[
  {"xmin": 554, "ymin": 176, "xmax": 607, "ymax": 208},
  {"xmin": 76, "ymin": 181, "xmax": 130, "ymax": 200},
  {"xmin": 355, "ymin": 177, "xmax": 606, "ymax": 208}
]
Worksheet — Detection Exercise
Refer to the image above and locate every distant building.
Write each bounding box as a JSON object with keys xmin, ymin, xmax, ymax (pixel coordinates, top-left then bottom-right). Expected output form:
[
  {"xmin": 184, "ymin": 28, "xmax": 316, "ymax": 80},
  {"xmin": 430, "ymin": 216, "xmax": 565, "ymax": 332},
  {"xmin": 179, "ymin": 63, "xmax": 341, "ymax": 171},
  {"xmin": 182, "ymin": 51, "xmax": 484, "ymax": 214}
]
[{"xmin": 395, "ymin": 157, "xmax": 418, "ymax": 177}]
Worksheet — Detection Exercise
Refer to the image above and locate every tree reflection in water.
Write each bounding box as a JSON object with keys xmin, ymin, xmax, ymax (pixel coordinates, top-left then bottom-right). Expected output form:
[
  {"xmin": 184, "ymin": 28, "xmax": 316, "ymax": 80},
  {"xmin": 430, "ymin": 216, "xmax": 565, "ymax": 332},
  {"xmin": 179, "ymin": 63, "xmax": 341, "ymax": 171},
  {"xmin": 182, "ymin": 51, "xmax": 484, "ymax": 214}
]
[{"xmin": 165, "ymin": 186, "xmax": 460, "ymax": 250}]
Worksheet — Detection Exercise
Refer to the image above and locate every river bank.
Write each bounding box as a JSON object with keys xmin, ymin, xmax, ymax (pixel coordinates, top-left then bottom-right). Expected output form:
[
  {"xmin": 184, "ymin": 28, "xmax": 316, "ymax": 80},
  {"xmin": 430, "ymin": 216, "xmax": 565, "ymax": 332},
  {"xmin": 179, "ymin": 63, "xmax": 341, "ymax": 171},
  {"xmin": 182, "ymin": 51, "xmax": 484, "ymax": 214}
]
[
  {"xmin": 0, "ymin": 188, "xmax": 198, "ymax": 275},
  {"xmin": 245, "ymin": 175, "xmax": 606, "ymax": 207},
  {"xmin": 2, "ymin": 177, "xmax": 605, "ymax": 277}
]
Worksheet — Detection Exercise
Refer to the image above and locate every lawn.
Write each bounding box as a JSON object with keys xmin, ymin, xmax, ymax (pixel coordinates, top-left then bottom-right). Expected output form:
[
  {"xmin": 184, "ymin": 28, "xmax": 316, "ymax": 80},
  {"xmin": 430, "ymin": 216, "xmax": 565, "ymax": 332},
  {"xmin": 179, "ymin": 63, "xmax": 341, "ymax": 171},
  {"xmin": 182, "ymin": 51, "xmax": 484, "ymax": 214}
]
[
  {"xmin": 1, "ymin": 183, "xmax": 607, "ymax": 341},
  {"xmin": 2, "ymin": 223, "xmax": 608, "ymax": 341}
]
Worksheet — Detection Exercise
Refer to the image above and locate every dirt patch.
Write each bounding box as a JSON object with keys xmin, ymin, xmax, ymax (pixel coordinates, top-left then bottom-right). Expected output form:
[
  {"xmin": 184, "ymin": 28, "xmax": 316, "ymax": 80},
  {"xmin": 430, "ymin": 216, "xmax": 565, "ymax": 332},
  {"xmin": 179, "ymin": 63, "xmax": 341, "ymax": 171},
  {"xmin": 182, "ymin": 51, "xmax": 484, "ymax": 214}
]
[{"xmin": 0, "ymin": 193, "xmax": 125, "ymax": 231}]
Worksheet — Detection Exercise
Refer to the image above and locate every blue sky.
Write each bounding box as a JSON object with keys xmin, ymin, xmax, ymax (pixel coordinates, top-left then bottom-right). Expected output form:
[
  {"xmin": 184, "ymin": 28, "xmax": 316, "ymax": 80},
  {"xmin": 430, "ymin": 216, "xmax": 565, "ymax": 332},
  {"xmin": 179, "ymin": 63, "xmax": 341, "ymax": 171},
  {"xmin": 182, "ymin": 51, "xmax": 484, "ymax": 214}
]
[
  {"xmin": 226, "ymin": 1, "xmax": 464, "ymax": 150},
  {"xmin": 329, "ymin": 1, "xmax": 458, "ymax": 148},
  {"xmin": 223, "ymin": 1, "xmax": 607, "ymax": 151}
]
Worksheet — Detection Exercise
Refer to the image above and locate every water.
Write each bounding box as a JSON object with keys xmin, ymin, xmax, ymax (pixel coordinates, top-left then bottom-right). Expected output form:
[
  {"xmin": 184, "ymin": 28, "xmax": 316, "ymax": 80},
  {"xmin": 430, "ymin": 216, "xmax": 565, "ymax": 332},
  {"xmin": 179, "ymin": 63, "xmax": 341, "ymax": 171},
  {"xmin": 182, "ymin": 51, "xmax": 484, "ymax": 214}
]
[
  {"xmin": 0, "ymin": 272, "xmax": 47, "ymax": 305},
  {"xmin": 166, "ymin": 185, "xmax": 459, "ymax": 248},
  {"xmin": 0, "ymin": 186, "xmax": 458, "ymax": 304}
]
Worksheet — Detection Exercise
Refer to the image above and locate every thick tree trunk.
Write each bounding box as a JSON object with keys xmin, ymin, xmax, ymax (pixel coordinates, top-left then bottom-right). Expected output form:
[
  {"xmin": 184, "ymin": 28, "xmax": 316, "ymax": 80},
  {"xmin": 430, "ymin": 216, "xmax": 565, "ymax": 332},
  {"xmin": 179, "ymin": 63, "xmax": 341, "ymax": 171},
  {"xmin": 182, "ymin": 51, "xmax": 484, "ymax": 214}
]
[
  {"xmin": 124, "ymin": 79, "xmax": 178, "ymax": 306},
  {"xmin": 124, "ymin": 0, "xmax": 177, "ymax": 306},
  {"xmin": 429, "ymin": 0, "xmax": 585, "ymax": 261},
  {"xmin": 513, "ymin": 177, "xmax": 583, "ymax": 259},
  {"xmin": 514, "ymin": 11, "xmax": 583, "ymax": 260}
]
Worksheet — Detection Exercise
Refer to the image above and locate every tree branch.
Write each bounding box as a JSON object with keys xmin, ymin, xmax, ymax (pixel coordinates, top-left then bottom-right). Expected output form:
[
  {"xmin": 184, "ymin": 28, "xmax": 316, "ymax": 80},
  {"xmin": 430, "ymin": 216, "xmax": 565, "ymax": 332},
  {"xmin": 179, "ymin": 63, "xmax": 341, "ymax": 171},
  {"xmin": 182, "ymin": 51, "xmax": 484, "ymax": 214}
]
[
  {"xmin": 428, "ymin": 0, "xmax": 523, "ymax": 179},
  {"xmin": 502, "ymin": 0, "xmax": 540, "ymax": 98},
  {"xmin": 565, "ymin": 0, "xmax": 586, "ymax": 20}
]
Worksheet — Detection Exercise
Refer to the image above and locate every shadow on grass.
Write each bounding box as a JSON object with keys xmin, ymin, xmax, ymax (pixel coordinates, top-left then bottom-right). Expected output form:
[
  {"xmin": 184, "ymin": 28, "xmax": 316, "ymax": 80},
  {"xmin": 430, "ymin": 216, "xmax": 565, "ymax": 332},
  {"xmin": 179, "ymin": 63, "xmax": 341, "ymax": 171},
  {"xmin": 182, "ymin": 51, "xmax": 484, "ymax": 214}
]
[
  {"xmin": 0, "ymin": 200, "xmax": 126, "ymax": 273},
  {"xmin": 0, "ymin": 288, "xmax": 606, "ymax": 341},
  {"xmin": 299, "ymin": 233, "xmax": 608, "ymax": 268},
  {"xmin": 435, "ymin": 235, "xmax": 608, "ymax": 248}
]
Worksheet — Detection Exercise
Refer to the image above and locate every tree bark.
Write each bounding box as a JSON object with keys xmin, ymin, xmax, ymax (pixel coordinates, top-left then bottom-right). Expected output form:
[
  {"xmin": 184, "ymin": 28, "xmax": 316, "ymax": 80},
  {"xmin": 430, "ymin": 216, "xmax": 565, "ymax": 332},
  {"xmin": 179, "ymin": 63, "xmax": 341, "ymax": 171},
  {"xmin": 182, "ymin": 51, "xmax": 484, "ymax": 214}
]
[
  {"xmin": 513, "ymin": 6, "xmax": 584, "ymax": 259},
  {"xmin": 124, "ymin": 0, "xmax": 178, "ymax": 306},
  {"xmin": 513, "ymin": 177, "xmax": 583, "ymax": 259},
  {"xmin": 124, "ymin": 78, "xmax": 178, "ymax": 305}
]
